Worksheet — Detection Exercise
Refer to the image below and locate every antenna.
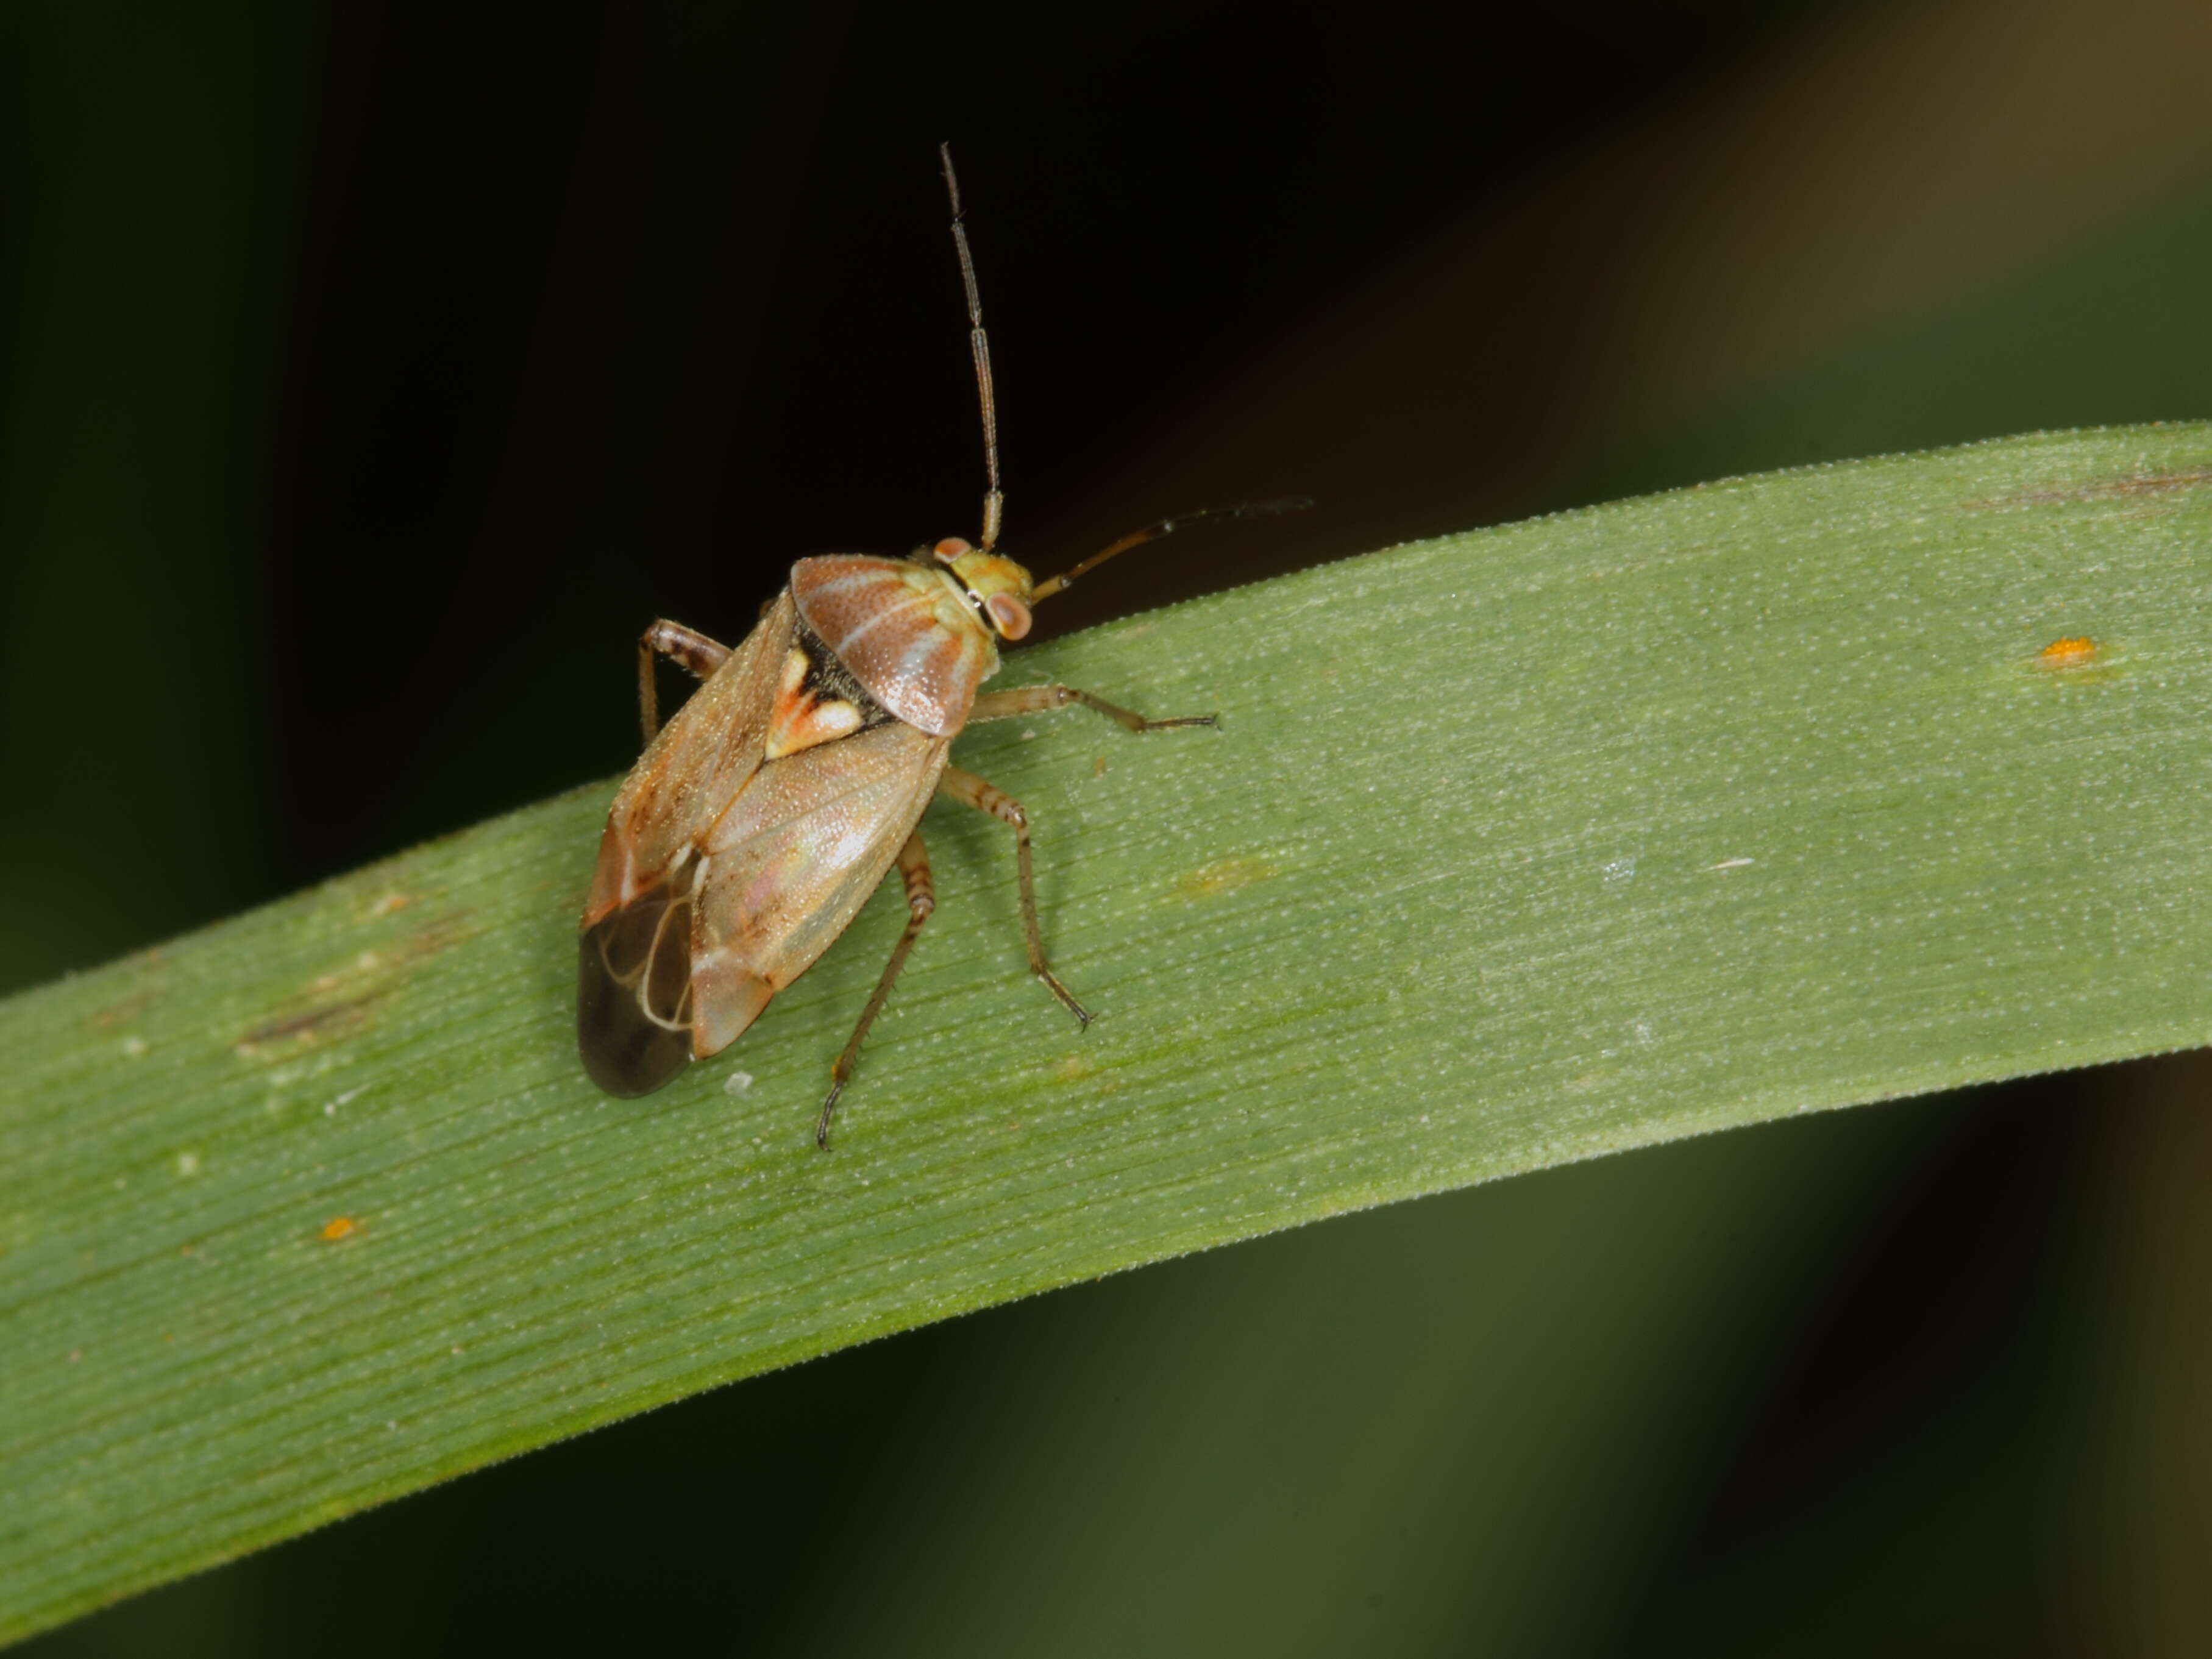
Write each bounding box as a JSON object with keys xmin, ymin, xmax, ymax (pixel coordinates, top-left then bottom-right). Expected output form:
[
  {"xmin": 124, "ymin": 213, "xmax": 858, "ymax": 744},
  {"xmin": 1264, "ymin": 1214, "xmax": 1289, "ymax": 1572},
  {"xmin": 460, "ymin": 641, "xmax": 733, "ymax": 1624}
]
[
  {"xmin": 1030, "ymin": 498, "xmax": 1313, "ymax": 603},
  {"xmin": 939, "ymin": 143, "xmax": 1003, "ymax": 551}
]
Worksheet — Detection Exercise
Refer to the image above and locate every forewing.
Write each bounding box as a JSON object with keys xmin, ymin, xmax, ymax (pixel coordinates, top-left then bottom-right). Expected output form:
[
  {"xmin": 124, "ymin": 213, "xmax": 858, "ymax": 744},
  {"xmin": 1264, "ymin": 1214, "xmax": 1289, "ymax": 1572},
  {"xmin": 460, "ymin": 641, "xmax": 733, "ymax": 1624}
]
[
  {"xmin": 578, "ymin": 588, "xmax": 952, "ymax": 1088},
  {"xmin": 688, "ymin": 719, "xmax": 951, "ymax": 1056},
  {"xmin": 582, "ymin": 591, "xmax": 795, "ymax": 926},
  {"xmin": 790, "ymin": 555, "xmax": 996, "ymax": 736}
]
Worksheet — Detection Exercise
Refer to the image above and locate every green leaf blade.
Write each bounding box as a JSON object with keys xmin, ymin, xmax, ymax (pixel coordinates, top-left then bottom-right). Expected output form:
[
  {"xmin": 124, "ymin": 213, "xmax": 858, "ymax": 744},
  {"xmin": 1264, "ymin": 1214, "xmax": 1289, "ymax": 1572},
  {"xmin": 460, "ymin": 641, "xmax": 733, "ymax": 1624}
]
[{"xmin": 5, "ymin": 425, "xmax": 2211, "ymax": 1640}]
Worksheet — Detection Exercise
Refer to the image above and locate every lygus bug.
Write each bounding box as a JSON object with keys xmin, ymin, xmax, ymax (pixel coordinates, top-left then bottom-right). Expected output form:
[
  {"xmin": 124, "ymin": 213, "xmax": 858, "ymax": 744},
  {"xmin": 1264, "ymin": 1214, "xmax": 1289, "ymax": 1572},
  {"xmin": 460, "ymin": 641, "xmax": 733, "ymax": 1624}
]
[{"xmin": 578, "ymin": 145, "xmax": 1302, "ymax": 1145}]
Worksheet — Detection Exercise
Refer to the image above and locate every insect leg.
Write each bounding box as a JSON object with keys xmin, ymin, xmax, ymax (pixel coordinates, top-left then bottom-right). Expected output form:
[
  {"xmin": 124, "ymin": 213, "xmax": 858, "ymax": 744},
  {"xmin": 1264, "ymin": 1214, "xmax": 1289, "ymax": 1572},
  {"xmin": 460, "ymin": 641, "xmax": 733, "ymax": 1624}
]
[
  {"xmin": 968, "ymin": 684, "xmax": 1215, "ymax": 733},
  {"xmin": 937, "ymin": 765, "xmax": 1093, "ymax": 1028},
  {"xmin": 817, "ymin": 831, "xmax": 936, "ymax": 1149},
  {"xmin": 636, "ymin": 620, "xmax": 733, "ymax": 746}
]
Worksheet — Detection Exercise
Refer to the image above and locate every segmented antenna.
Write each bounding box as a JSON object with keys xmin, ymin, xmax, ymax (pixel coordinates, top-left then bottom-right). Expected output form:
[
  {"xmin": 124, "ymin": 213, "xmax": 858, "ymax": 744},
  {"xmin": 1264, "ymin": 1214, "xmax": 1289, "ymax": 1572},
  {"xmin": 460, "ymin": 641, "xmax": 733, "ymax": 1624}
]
[
  {"xmin": 939, "ymin": 143, "xmax": 1003, "ymax": 551},
  {"xmin": 1030, "ymin": 497, "xmax": 1314, "ymax": 603}
]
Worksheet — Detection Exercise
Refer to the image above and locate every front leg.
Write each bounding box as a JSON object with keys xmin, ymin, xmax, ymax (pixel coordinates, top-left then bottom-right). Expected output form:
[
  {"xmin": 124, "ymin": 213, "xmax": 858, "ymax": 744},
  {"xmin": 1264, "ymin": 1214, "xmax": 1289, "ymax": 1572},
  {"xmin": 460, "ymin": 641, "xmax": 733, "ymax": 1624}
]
[
  {"xmin": 637, "ymin": 619, "xmax": 732, "ymax": 746},
  {"xmin": 967, "ymin": 684, "xmax": 1215, "ymax": 733},
  {"xmin": 938, "ymin": 766, "xmax": 1091, "ymax": 1027}
]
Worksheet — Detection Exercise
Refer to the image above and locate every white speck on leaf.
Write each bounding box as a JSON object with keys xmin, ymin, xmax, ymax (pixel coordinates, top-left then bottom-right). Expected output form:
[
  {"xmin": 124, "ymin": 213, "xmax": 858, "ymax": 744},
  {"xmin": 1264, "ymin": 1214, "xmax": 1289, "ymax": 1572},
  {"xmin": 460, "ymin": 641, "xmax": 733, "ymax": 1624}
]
[
  {"xmin": 724, "ymin": 1070, "xmax": 755, "ymax": 1096},
  {"xmin": 174, "ymin": 1152, "xmax": 200, "ymax": 1178},
  {"xmin": 1602, "ymin": 858, "xmax": 1637, "ymax": 886}
]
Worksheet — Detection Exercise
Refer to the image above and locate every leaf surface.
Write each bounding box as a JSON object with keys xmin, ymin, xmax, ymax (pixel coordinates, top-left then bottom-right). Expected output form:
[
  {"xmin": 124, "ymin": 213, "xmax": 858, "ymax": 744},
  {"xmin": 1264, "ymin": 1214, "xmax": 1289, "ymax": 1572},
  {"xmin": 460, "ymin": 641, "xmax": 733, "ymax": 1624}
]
[{"xmin": 5, "ymin": 426, "xmax": 2212, "ymax": 1640}]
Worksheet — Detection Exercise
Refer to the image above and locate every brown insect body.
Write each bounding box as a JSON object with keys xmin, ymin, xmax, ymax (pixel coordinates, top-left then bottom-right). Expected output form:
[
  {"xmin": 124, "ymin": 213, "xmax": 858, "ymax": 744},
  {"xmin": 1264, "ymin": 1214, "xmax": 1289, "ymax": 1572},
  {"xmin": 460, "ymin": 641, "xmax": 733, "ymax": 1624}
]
[
  {"xmin": 579, "ymin": 555, "xmax": 1003, "ymax": 1098},
  {"xmin": 578, "ymin": 146, "xmax": 1303, "ymax": 1141}
]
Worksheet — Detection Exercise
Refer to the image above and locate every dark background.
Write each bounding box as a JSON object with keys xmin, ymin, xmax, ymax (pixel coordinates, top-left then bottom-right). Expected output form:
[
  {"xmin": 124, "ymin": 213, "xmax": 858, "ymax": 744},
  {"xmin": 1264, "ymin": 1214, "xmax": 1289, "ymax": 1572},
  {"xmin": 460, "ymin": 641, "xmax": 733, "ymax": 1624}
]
[{"xmin": 7, "ymin": 0, "xmax": 2212, "ymax": 1652}]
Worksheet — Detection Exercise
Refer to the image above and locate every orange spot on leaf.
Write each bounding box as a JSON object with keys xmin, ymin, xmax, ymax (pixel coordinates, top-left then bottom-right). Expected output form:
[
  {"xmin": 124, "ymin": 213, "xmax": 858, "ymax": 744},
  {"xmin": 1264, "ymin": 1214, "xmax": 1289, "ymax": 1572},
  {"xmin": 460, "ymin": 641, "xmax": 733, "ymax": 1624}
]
[
  {"xmin": 320, "ymin": 1217, "xmax": 358, "ymax": 1243},
  {"xmin": 2036, "ymin": 636, "xmax": 2100, "ymax": 669}
]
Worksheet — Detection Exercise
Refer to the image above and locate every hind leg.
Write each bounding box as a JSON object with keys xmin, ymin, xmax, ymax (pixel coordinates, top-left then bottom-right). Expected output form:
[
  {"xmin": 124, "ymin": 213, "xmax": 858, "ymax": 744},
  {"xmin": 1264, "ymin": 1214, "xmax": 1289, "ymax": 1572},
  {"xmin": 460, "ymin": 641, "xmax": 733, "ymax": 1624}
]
[{"xmin": 816, "ymin": 831, "xmax": 936, "ymax": 1149}]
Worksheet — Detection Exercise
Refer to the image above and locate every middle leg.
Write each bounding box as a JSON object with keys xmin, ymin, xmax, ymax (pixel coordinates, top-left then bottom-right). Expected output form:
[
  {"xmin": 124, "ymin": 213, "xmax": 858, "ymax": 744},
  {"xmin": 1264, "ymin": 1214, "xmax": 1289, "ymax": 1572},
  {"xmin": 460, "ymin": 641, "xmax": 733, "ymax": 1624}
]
[
  {"xmin": 939, "ymin": 765, "xmax": 1092, "ymax": 1028},
  {"xmin": 967, "ymin": 684, "xmax": 1215, "ymax": 733}
]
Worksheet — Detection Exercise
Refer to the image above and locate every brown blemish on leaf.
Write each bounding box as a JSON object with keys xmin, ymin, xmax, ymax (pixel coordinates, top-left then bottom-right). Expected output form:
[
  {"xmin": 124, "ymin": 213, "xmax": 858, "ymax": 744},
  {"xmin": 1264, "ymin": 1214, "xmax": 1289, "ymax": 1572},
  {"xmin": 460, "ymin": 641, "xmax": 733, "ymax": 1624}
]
[
  {"xmin": 91, "ymin": 989, "xmax": 154, "ymax": 1030},
  {"xmin": 252, "ymin": 910, "xmax": 468, "ymax": 1051},
  {"xmin": 1974, "ymin": 465, "xmax": 2212, "ymax": 509},
  {"xmin": 234, "ymin": 995, "xmax": 377, "ymax": 1057},
  {"xmin": 400, "ymin": 915, "xmax": 467, "ymax": 961}
]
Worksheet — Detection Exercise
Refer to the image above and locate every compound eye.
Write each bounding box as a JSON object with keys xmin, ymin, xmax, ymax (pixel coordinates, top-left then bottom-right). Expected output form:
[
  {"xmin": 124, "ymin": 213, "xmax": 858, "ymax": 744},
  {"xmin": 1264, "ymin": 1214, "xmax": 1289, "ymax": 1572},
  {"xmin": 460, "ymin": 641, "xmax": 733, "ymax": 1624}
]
[
  {"xmin": 985, "ymin": 593, "xmax": 1032, "ymax": 641},
  {"xmin": 932, "ymin": 537, "xmax": 972, "ymax": 564}
]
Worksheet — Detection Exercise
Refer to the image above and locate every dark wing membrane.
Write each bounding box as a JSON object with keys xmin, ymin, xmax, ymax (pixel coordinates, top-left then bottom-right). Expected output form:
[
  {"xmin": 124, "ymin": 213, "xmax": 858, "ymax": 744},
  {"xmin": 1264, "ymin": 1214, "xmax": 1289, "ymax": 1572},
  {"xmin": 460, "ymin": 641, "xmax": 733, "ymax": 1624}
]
[{"xmin": 577, "ymin": 878, "xmax": 696, "ymax": 1096}]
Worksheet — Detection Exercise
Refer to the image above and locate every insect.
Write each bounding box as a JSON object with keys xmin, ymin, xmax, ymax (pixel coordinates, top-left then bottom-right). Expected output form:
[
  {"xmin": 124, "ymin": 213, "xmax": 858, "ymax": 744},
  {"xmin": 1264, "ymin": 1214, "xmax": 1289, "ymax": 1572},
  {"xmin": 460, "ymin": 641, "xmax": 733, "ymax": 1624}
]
[{"xmin": 578, "ymin": 144, "xmax": 1304, "ymax": 1145}]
